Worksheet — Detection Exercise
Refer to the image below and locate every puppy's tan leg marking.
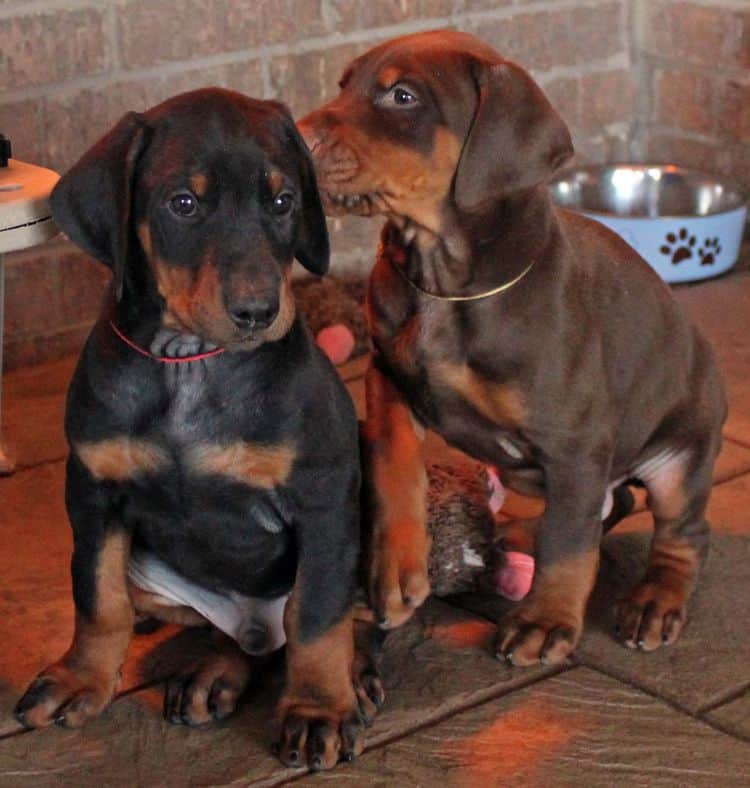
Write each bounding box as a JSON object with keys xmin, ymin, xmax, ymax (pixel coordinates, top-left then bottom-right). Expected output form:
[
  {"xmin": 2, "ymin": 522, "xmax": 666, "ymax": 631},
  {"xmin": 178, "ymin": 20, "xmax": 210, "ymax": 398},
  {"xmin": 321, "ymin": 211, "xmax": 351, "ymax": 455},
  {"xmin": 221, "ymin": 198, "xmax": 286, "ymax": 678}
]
[
  {"xmin": 364, "ymin": 360, "xmax": 430, "ymax": 629},
  {"xmin": 617, "ymin": 450, "xmax": 708, "ymax": 650},
  {"xmin": 276, "ymin": 588, "xmax": 362, "ymax": 771},
  {"xmin": 497, "ymin": 548, "xmax": 599, "ymax": 666},
  {"xmin": 15, "ymin": 531, "xmax": 134, "ymax": 728}
]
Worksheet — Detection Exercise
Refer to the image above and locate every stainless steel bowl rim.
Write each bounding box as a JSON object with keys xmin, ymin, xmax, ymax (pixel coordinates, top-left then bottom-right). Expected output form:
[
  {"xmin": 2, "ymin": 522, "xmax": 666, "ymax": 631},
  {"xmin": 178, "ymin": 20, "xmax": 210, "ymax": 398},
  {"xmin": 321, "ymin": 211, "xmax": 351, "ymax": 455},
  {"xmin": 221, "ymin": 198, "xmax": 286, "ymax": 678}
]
[{"xmin": 550, "ymin": 163, "xmax": 749, "ymax": 219}]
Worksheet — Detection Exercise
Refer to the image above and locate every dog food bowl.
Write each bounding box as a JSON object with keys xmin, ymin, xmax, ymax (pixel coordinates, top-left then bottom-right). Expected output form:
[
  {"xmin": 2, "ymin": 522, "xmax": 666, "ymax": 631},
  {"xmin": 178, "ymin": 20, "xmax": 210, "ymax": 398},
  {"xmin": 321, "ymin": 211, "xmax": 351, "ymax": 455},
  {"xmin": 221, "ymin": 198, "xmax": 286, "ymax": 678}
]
[{"xmin": 549, "ymin": 164, "xmax": 747, "ymax": 283}]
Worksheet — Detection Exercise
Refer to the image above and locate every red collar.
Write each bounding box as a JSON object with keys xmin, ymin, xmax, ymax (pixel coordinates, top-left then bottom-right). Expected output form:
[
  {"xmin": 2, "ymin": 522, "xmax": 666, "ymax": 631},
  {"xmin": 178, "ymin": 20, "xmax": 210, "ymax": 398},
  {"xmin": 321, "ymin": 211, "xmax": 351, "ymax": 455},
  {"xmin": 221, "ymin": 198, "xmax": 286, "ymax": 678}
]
[{"xmin": 109, "ymin": 321, "xmax": 225, "ymax": 363}]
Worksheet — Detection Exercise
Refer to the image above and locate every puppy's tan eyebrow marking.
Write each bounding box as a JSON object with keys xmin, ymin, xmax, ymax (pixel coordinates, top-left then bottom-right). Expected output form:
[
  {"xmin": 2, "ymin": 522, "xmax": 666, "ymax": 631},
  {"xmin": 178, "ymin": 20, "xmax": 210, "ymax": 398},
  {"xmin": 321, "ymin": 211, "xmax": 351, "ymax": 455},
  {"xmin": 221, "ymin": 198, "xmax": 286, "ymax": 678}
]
[
  {"xmin": 190, "ymin": 173, "xmax": 208, "ymax": 196},
  {"xmin": 377, "ymin": 66, "xmax": 403, "ymax": 89},
  {"xmin": 266, "ymin": 170, "xmax": 285, "ymax": 196},
  {"xmin": 137, "ymin": 221, "xmax": 153, "ymax": 258}
]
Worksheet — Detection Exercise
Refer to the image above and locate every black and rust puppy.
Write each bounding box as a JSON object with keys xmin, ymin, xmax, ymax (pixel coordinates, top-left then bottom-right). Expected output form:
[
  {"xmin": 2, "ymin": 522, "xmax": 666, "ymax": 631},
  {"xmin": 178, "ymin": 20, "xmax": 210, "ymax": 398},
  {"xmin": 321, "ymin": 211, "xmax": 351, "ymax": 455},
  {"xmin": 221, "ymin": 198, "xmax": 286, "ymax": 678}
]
[
  {"xmin": 299, "ymin": 31, "xmax": 727, "ymax": 664},
  {"xmin": 15, "ymin": 88, "xmax": 379, "ymax": 770}
]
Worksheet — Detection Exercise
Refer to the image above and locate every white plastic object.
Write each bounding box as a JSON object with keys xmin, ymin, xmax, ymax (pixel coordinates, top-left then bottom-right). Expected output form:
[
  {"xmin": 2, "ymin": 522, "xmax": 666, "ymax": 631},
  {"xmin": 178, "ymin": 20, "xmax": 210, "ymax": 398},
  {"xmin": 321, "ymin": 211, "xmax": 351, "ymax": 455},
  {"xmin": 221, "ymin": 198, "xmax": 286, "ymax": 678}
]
[
  {"xmin": 0, "ymin": 159, "xmax": 59, "ymax": 254},
  {"xmin": 0, "ymin": 158, "xmax": 60, "ymax": 474}
]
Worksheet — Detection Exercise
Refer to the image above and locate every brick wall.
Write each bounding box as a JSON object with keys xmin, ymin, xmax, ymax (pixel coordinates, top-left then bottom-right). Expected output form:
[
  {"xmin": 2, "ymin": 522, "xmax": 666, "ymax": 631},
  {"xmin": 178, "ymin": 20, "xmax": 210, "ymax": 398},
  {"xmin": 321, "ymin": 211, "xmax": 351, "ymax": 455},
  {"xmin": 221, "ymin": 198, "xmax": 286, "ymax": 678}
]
[
  {"xmin": 0, "ymin": 0, "xmax": 726, "ymax": 368},
  {"xmin": 634, "ymin": 0, "xmax": 750, "ymax": 185}
]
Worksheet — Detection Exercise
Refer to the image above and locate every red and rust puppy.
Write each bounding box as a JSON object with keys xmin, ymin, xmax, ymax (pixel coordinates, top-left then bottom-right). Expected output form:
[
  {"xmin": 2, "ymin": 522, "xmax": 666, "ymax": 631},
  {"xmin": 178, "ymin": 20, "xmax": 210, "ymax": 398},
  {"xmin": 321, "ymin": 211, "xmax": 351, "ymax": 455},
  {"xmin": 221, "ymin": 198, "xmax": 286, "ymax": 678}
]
[
  {"xmin": 299, "ymin": 31, "xmax": 727, "ymax": 665},
  {"xmin": 14, "ymin": 88, "xmax": 382, "ymax": 770}
]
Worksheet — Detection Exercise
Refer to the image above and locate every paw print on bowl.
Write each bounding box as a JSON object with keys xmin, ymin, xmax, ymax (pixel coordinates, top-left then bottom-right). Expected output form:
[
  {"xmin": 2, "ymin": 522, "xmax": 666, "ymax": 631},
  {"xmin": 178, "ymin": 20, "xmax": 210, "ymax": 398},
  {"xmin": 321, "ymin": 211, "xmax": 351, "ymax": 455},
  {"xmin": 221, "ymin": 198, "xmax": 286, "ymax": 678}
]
[
  {"xmin": 660, "ymin": 228, "xmax": 696, "ymax": 265},
  {"xmin": 699, "ymin": 237, "xmax": 722, "ymax": 266}
]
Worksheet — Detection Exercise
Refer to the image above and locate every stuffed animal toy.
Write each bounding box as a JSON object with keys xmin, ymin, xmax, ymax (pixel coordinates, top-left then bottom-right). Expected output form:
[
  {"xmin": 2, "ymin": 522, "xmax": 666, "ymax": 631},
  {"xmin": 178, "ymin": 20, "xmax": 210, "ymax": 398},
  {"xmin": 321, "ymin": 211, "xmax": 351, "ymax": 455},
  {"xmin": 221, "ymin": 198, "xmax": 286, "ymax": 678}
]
[{"xmin": 292, "ymin": 277, "xmax": 369, "ymax": 365}]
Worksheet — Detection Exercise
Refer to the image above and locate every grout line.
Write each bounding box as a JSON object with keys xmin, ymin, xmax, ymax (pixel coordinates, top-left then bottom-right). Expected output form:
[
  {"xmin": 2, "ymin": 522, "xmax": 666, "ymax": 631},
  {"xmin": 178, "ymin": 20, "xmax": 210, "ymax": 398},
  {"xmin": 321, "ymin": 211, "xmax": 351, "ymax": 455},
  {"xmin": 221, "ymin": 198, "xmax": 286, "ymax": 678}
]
[
  {"xmin": 0, "ymin": 454, "xmax": 66, "ymax": 478},
  {"xmin": 0, "ymin": 724, "xmax": 27, "ymax": 742},
  {"xmin": 0, "ymin": 4, "xmax": 630, "ymax": 106},
  {"xmin": 577, "ymin": 657, "xmax": 750, "ymax": 743},
  {"xmin": 695, "ymin": 713, "xmax": 750, "ymax": 745},
  {"xmin": 264, "ymin": 663, "xmax": 576, "ymax": 787},
  {"xmin": 712, "ymin": 466, "xmax": 750, "ymax": 488},
  {"xmin": 697, "ymin": 681, "xmax": 750, "ymax": 716},
  {"xmin": 723, "ymin": 433, "xmax": 750, "ymax": 452}
]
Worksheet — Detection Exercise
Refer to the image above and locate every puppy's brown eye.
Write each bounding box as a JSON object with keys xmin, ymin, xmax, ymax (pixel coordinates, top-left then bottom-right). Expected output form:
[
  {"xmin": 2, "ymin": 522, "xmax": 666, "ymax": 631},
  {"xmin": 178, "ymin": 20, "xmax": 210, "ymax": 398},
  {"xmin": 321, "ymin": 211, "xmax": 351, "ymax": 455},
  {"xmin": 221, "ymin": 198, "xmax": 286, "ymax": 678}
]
[
  {"xmin": 271, "ymin": 192, "xmax": 294, "ymax": 216},
  {"xmin": 378, "ymin": 84, "xmax": 419, "ymax": 109},
  {"xmin": 393, "ymin": 87, "xmax": 416, "ymax": 105},
  {"xmin": 169, "ymin": 193, "xmax": 198, "ymax": 217}
]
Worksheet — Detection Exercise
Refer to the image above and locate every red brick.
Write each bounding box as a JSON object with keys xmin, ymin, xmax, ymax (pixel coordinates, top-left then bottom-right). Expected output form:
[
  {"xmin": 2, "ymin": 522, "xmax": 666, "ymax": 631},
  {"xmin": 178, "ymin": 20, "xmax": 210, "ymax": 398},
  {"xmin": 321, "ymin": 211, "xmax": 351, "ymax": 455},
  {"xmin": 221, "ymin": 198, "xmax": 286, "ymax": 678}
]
[
  {"xmin": 569, "ymin": 2, "xmax": 628, "ymax": 63},
  {"xmin": 4, "ymin": 248, "xmax": 62, "ymax": 339},
  {"xmin": 542, "ymin": 77, "xmax": 580, "ymax": 129},
  {"xmin": 219, "ymin": 60, "xmax": 267, "ymax": 100},
  {"xmin": 644, "ymin": 1, "xmax": 748, "ymax": 69},
  {"xmin": 57, "ymin": 250, "xmax": 111, "ymax": 329},
  {"xmin": 117, "ymin": 0, "xmax": 334, "ymax": 70},
  {"xmin": 270, "ymin": 43, "xmax": 366, "ymax": 117},
  {"xmin": 358, "ymin": 0, "xmax": 453, "ymax": 28},
  {"xmin": 42, "ymin": 63, "xmax": 249, "ymax": 171},
  {"xmin": 0, "ymin": 99, "xmax": 48, "ymax": 169},
  {"xmin": 646, "ymin": 131, "xmax": 721, "ymax": 172},
  {"xmin": 4, "ymin": 244, "xmax": 107, "ymax": 341},
  {"xmin": 0, "ymin": 7, "xmax": 111, "ymax": 91},
  {"xmin": 580, "ymin": 69, "xmax": 637, "ymax": 131},
  {"xmin": 718, "ymin": 79, "xmax": 750, "ymax": 144},
  {"xmin": 654, "ymin": 69, "xmax": 715, "ymax": 135},
  {"xmin": 463, "ymin": 0, "xmax": 513, "ymax": 11},
  {"xmin": 313, "ymin": 0, "xmax": 360, "ymax": 34},
  {"xmin": 716, "ymin": 141, "xmax": 750, "ymax": 189},
  {"xmin": 117, "ymin": 0, "xmax": 231, "ymax": 70},
  {"xmin": 225, "ymin": 0, "xmax": 332, "ymax": 49},
  {"xmin": 473, "ymin": 3, "xmax": 625, "ymax": 73},
  {"xmin": 327, "ymin": 214, "xmax": 381, "ymax": 262}
]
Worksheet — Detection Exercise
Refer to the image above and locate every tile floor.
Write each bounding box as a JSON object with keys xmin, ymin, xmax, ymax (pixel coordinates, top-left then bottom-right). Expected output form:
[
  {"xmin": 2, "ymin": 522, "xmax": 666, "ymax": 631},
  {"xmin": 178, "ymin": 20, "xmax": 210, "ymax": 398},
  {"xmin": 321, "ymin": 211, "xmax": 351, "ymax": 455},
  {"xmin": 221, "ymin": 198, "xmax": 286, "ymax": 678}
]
[{"xmin": 0, "ymin": 271, "xmax": 748, "ymax": 787}]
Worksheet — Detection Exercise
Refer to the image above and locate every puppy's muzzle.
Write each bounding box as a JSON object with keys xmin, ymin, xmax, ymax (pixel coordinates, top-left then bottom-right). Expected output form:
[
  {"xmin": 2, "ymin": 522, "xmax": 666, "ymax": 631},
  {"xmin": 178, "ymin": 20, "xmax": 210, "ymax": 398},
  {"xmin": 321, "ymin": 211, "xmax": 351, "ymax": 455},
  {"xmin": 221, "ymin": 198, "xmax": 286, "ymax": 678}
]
[
  {"xmin": 227, "ymin": 289, "xmax": 280, "ymax": 331},
  {"xmin": 299, "ymin": 120, "xmax": 361, "ymax": 186}
]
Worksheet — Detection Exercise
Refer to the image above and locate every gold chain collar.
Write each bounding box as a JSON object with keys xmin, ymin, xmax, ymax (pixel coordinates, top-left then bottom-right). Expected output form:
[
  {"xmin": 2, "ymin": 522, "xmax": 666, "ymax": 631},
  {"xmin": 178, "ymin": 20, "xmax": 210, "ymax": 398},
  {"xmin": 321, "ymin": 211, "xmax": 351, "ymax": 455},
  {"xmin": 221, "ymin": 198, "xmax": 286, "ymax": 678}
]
[{"xmin": 388, "ymin": 255, "xmax": 536, "ymax": 302}]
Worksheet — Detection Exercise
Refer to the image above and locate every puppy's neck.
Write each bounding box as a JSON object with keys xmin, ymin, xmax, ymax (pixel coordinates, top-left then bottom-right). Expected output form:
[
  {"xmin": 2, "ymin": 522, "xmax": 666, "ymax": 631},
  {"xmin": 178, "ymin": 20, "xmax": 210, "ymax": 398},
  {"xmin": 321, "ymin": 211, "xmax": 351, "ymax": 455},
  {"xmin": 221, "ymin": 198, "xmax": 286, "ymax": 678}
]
[
  {"xmin": 390, "ymin": 186, "xmax": 556, "ymax": 297},
  {"xmin": 389, "ymin": 214, "xmax": 470, "ymax": 294}
]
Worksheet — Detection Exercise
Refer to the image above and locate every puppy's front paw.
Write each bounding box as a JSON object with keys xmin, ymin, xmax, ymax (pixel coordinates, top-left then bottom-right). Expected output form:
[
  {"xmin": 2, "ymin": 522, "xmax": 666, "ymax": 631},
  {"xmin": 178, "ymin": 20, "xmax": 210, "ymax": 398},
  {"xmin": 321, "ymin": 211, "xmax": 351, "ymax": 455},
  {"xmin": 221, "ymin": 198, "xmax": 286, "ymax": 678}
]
[
  {"xmin": 495, "ymin": 593, "xmax": 583, "ymax": 667},
  {"xmin": 274, "ymin": 696, "xmax": 365, "ymax": 771},
  {"xmin": 15, "ymin": 661, "xmax": 118, "ymax": 729},
  {"xmin": 352, "ymin": 637, "xmax": 385, "ymax": 725},
  {"xmin": 615, "ymin": 580, "xmax": 688, "ymax": 651},
  {"xmin": 164, "ymin": 643, "xmax": 252, "ymax": 726},
  {"xmin": 369, "ymin": 524, "xmax": 431, "ymax": 629}
]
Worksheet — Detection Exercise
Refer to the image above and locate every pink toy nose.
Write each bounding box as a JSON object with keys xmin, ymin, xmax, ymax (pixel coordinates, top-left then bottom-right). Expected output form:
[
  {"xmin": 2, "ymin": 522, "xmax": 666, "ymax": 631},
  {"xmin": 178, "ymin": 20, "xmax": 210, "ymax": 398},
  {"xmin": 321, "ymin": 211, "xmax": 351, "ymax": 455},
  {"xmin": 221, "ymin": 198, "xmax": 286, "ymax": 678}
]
[{"xmin": 495, "ymin": 551, "xmax": 535, "ymax": 601}]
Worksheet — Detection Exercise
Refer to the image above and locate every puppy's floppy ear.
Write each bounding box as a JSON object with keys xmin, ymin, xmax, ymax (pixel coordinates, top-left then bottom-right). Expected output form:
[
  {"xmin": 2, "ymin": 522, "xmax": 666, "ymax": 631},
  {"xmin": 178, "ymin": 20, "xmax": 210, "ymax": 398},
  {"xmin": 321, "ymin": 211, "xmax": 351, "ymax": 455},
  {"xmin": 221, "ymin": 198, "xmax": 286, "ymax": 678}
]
[
  {"xmin": 50, "ymin": 111, "xmax": 150, "ymax": 301},
  {"xmin": 284, "ymin": 119, "xmax": 330, "ymax": 276},
  {"xmin": 454, "ymin": 60, "xmax": 573, "ymax": 214}
]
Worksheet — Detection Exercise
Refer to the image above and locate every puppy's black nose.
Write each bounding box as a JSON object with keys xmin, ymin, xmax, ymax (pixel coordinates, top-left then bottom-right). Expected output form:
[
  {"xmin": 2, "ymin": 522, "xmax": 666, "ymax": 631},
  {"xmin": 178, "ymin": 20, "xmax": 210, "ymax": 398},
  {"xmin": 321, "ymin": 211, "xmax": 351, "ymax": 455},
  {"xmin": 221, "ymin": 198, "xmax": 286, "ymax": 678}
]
[{"xmin": 229, "ymin": 293, "xmax": 279, "ymax": 330}]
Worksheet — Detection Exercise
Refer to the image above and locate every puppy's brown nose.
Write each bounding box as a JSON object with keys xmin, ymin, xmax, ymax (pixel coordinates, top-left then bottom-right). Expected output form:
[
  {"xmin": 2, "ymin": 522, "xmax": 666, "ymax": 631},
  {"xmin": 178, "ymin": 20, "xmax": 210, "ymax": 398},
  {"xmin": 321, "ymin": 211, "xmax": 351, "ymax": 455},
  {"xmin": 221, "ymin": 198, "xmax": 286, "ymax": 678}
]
[{"xmin": 228, "ymin": 292, "xmax": 279, "ymax": 330}]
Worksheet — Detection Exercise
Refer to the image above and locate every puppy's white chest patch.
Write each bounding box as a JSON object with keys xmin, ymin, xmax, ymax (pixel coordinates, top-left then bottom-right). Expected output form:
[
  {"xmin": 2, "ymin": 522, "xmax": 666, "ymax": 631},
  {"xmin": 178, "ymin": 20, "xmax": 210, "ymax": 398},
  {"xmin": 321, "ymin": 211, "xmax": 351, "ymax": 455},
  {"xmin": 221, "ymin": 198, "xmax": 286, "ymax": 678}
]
[{"xmin": 128, "ymin": 549, "xmax": 288, "ymax": 655}]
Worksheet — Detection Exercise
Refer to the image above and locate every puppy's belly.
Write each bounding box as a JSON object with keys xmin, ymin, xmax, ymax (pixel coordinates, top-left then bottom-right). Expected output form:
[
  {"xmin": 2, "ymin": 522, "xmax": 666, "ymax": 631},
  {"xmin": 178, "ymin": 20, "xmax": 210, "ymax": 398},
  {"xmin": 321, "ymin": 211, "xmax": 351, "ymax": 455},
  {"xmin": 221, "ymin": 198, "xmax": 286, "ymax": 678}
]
[
  {"xmin": 128, "ymin": 548, "xmax": 288, "ymax": 655},
  {"xmin": 125, "ymin": 474, "xmax": 297, "ymax": 599}
]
